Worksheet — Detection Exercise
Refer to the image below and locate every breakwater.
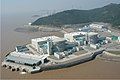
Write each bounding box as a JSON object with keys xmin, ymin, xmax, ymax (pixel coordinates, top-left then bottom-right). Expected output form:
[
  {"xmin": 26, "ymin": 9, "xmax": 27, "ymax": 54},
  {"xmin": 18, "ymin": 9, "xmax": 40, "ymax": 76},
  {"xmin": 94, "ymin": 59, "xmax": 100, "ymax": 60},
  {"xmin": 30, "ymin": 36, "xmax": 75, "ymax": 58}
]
[{"xmin": 40, "ymin": 49, "xmax": 105, "ymax": 72}]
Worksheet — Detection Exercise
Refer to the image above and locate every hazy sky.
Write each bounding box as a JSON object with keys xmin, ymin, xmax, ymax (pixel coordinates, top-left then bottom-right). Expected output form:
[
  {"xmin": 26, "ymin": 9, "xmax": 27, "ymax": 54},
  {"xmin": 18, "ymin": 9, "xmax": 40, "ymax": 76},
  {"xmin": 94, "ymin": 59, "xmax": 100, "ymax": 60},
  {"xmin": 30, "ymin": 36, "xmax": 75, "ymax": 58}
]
[{"xmin": 1, "ymin": 0, "xmax": 120, "ymax": 14}]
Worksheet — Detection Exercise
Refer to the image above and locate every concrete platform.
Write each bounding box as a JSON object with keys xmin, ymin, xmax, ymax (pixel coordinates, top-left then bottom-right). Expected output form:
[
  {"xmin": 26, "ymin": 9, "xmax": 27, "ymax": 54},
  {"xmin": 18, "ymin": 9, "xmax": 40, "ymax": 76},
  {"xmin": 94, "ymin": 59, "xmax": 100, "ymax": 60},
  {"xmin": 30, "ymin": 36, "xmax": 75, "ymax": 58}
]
[{"xmin": 2, "ymin": 61, "xmax": 41, "ymax": 73}]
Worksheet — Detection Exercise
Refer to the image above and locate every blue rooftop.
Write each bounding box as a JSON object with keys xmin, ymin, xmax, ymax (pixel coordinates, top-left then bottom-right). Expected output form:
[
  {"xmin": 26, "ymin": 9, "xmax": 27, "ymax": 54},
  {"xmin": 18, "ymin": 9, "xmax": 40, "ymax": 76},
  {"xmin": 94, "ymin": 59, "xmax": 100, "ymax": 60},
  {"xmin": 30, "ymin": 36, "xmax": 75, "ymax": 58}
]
[{"xmin": 16, "ymin": 45, "xmax": 29, "ymax": 52}]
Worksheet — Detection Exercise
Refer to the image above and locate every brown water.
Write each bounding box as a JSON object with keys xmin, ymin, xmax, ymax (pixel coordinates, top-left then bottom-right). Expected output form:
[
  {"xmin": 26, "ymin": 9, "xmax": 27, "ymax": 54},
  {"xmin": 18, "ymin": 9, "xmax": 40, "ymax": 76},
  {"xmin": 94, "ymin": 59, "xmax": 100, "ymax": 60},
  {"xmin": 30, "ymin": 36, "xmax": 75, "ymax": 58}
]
[{"xmin": 1, "ymin": 14, "xmax": 120, "ymax": 79}]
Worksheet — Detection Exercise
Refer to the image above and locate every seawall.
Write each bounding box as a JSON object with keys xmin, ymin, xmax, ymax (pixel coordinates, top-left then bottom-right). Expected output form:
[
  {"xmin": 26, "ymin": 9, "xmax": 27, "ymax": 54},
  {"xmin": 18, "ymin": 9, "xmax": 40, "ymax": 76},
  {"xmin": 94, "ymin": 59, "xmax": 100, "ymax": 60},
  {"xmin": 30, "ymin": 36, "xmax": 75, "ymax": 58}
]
[{"xmin": 40, "ymin": 49, "xmax": 104, "ymax": 71}]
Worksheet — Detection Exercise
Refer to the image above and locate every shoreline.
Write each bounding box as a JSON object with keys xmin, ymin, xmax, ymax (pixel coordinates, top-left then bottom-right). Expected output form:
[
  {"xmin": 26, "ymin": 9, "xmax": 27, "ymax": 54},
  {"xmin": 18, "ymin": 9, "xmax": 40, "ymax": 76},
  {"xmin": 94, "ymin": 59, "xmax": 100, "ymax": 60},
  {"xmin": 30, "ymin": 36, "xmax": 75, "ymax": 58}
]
[
  {"xmin": 1, "ymin": 47, "xmax": 120, "ymax": 79},
  {"xmin": 104, "ymin": 51, "xmax": 120, "ymax": 57},
  {"xmin": 1, "ymin": 58, "xmax": 120, "ymax": 79},
  {"xmin": 98, "ymin": 51, "xmax": 120, "ymax": 62},
  {"xmin": 1, "ymin": 48, "xmax": 104, "ymax": 74},
  {"xmin": 2, "ymin": 22, "xmax": 120, "ymax": 77}
]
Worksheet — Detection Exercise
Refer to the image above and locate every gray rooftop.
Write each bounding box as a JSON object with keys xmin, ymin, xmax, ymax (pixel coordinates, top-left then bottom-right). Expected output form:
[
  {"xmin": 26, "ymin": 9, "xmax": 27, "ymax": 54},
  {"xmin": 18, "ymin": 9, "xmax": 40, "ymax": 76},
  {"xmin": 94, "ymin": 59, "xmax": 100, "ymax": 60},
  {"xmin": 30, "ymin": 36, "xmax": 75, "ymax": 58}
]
[{"xmin": 6, "ymin": 54, "xmax": 40, "ymax": 65}]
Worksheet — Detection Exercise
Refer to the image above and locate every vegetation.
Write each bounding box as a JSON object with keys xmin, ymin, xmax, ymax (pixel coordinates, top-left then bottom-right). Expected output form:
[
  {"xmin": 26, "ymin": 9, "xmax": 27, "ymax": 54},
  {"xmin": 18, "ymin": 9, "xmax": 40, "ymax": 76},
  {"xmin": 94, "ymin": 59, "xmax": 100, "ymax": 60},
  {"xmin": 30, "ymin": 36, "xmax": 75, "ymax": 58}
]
[{"xmin": 32, "ymin": 3, "xmax": 120, "ymax": 28}]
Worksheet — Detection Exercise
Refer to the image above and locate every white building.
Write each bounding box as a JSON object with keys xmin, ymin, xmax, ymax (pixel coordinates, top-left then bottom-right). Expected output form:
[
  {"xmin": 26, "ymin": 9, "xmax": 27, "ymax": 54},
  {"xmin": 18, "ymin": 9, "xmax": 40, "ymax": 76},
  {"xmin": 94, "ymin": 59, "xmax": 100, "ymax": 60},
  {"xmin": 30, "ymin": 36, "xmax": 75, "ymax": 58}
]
[
  {"xmin": 89, "ymin": 23, "xmax": 106, "ymax": 29},
  {"xmin": 118, "ymin": 37, "xmax": 120, "ymax": 42},
  {"xmin": 31, "ymin": 36, "xmax": 67, "ymax": 55},
  {"xmin": 64, "ymin": 32, "xmax": 86, "ymax": 46},
  {"xmin": 5, "ymin": 51, "xmax": 48, "ymax": 65},
  {"xmin": 87, "ymin": 32, "xmax": 99, "ymax": 44},
  {"xmin": 54, "ymin": 52, "xmax": 65, "ymax": 59},
  {"xmin": 64, "ymin": 32, "xmax": 99, "ymax": 45},
  {"xmin": 90, "ymin": 44, "xmax": 100, "ymax": 49}
]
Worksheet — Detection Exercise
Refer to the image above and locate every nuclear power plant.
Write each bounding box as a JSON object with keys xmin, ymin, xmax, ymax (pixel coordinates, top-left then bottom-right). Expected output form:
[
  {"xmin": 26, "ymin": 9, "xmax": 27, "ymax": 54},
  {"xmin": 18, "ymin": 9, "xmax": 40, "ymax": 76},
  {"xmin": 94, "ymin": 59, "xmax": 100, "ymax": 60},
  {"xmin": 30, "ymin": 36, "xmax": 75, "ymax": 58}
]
[{"xmin": 2, "ymin": 30, "xmax": 113, "ymax": 73}]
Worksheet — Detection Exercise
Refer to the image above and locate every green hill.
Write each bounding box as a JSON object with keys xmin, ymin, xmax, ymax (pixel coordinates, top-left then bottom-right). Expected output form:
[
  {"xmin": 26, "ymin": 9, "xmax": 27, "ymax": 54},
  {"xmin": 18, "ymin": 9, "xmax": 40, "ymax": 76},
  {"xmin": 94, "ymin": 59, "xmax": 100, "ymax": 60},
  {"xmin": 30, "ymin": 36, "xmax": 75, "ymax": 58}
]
[{"xmin": 31, "ymin": 3, "xmax": 120, "ymax": 28}]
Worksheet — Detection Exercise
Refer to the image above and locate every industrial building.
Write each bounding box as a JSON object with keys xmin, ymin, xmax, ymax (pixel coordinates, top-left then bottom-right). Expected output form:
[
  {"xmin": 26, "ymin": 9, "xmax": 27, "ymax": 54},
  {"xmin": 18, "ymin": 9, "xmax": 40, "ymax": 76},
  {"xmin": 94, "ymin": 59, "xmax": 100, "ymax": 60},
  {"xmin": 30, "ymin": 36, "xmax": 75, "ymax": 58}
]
[
  {"xmin": 31, "ymin": 36, "xmax": 67, "ymax": 55},
  {"xmin": 64, "ymin": 32, "xmax": 99, "ymax": 46},
  {"xmin": 5, "ymin": 51, "xmax": 47, "ymax": 66},
  {"xmin": 2, "ymin": 35, "xmax": 79, "ymax": 72},
  {"xmin": 2, "ymin": 45, "xmax": 48, "ymax": 73},
  {"xmin": 89, "ymin": 23, "xmax": 109, "ymax": 32},
  {"xmin": 30, "ymin": 36, "xmax": 79, "ymax": 59},
  {"xmin": 118, "ymin": 37, "xmax": 120, "ymax": 42},
  {"xmin": 87, "ymin": 32, "xmax": 99, "ymax": 44},
  {"xmin": 79, "ymin": 26, "xmax": 92, "ymax": 32},
  {"xmin": 64, "ymin": 31, "xmax": 109, "ymax": 49},
  {"xmin": 111, "ymin": 36, "xmax": 120, "ymax": 43},
  {"xmin": 106, "ymin": 36, "xmax": 120, "ymax": 43},
  {"xmin": 89, "ymin": 23, "xmax": 107, "ymax": 29},
  {"xmin": 64, "ymin": 32, "xmax": 86, "ymax": 46},
  {"xmin": 2, "ymin": 31, "xmax": 111, "ymax": 73}
]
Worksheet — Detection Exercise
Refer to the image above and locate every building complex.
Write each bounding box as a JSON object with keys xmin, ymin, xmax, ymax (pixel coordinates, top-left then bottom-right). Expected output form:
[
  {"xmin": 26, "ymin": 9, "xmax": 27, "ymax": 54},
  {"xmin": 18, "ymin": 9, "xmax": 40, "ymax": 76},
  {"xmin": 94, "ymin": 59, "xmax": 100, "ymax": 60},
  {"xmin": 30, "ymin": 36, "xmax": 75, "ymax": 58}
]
[{"xmin": 2, "ymin": 23, "xmax": 119, "ymax": 73}]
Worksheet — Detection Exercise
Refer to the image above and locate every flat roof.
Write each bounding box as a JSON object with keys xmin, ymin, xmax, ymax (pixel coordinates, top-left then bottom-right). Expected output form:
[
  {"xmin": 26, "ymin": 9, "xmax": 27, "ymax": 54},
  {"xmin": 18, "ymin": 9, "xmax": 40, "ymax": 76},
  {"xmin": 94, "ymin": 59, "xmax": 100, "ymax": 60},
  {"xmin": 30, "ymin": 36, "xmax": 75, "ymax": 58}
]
[
  {"xmin": 6, "ymin": 52, "xmax": 48, "ymax": 65},
  {"xmin": 6, "ymin": 55, "xmax": 38, "ymax": 65},
  {"xmin": 16, "ymin": 45, "xmax": 29, "ymax": 52},
  {"xmin": 89, "ymin": 23, "xmax": 108, "ymax": 26},
  {"xmin": 88, "ymin": 32, "xmax": 98, "ymax": 36},
  {"xmin": 32, "ymin": 36, "xmax": 66, "ymax": 43},
  {"xmin": 64, "ymin": 32, "xmax": 86, "ymax": 36},
  {"xmin": 64, "ymin": 32, "xmax": 98, "ymax": 36}
]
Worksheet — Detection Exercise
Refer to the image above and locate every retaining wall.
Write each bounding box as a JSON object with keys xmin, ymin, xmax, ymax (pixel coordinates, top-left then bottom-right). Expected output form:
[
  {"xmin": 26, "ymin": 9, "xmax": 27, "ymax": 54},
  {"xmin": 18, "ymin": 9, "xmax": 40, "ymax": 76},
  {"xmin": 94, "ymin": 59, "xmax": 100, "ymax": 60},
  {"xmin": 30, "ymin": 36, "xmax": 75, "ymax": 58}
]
[{"xmin": 40, "ymin": 50, "xmax": 104, "ymax": 71}]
